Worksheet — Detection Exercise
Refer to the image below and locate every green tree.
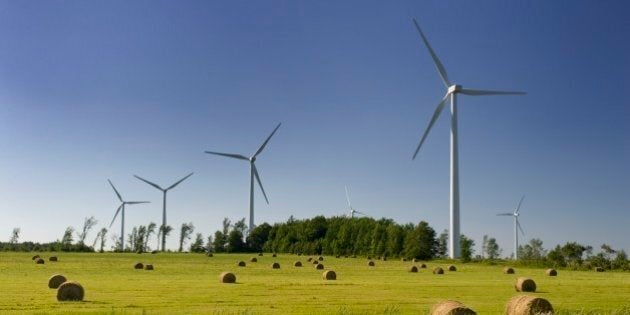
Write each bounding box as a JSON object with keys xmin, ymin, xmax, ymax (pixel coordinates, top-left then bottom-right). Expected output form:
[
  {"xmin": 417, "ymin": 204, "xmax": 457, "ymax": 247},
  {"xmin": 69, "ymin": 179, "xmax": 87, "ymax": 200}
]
[
  {"xmin": 9, "ymin": 227, "xmax": 20, "ymax": 250},
  {"xmin": 227, "ymin": 229, "xmax": 245, "ymax": 252},
  {"xmin": 158, "ymin": 225, "xmax": 173, "ymax": 251},
  {"xmin": 484, "ymin": 236, "xmax": 501, "ymax": 259},
  {"xmin": 436, "ymin": 230, "xmax": 448, "ymax": 258},
  {"xmin": 144, "ymin": 222, "xmax": 157, "ymax": 251},
  {"xmin": 460, "ymin": 234, "xmax": 475, "ymax": 262},
  {"xmin": 77, "ymin": 216, "xmax": 98, "ymax": 247},
  {"xmin": 212, "ymin": 231, "xmax": 226, "ymax": 253},
  {"xmin": 247, "ymin": 222, "xmax": 272, "ymax": 252},
  {"xmin": 61, "ymin": 227, "xmax": 74, "ymax": 251},
  {"xmin": 178, "ymin": 222, "xmax": 194, "ymax": 252},
  {"xmin": 190, "ymin": 233, "xmax": 205, "ymax": 253},
  {"xmin": 403, "ymin": 221, "xmax": 437, "ymax": 260},
  {"xmin": 518, "ymin": 238, "xmax": 546, "ymax": 260}
]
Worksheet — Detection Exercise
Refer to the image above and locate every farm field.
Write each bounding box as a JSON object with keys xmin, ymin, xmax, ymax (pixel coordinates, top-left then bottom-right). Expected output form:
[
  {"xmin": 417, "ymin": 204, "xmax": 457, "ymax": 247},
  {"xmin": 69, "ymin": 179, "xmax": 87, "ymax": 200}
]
[{"xmin": 1, "ymin": 252, "xmax": 629, "ymax": 314}]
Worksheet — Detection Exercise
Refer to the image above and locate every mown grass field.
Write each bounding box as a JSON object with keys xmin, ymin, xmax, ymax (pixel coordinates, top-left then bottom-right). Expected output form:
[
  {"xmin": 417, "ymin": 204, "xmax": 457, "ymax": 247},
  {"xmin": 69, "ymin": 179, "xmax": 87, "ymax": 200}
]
[{"xmin": 1, "ymin": 252, "xmax": 629, "ymax": 314}]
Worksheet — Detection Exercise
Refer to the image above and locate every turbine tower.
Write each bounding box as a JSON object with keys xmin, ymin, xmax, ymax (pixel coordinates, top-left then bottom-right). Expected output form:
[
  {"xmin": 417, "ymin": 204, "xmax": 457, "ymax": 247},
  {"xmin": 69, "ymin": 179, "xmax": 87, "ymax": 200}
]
[
  {"xmin": 497, "ymin": 195, "xmax": 526, "ymax": 260},
  {"xmin": 205, "ymin": 123, "xmax": 281, "ymax": 234},
  {"xmin": 410, "ymin": 19, "xmax": 525, "ymax": 259},
  {"xmin": 133, "ymin": 172, "xmax": 194, "ymax": 251},
  {"xmin": 108, "ymin": 180, "xmax": 149, "ymax": 251},
  {"xmin": 345, "ymin": 186, "xmax": 366, "ymax": 218}
]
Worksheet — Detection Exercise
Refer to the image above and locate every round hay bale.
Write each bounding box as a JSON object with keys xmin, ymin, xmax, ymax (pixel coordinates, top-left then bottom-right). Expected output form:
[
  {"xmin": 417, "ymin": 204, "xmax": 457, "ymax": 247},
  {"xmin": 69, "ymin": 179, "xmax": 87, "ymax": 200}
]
[
  {"xmin": 271, "ymin": 262, "xmax": 280, "ymax": 269},
  {"xmin": 307, "ymin": 257, "xmax": 313, "ymax": 262},
  {"xmin": 48, "ymin": 274, "xmax": 67, "ymax": 289},
  {"xmin": 57, "ymin": 281, "xmax": 84, "ymax": 301},
  {"xmin": 401, "ymin": 258, "xmax": 408, "ymax": 262},
  {"xmin": 144, "ymin": 264, "xmax": 154, "ymax": 270},
  {"xmin": 250, "ymin": 257, "xmax": 258, "ymax": 263},
  {"xmin": 504, "ymin": 267, "xmax": 515, "ymax": 274},
  {"xmin": 220, "ymin": 272, "xmax": 236, "ymax": 283},
  {"xmin": 408, "ymin": 266, "xmax": 418, "ymax": 273},
  {"xmin": 237, "ymin": 261, "xmax": 246, "ymax": 267},
  {"xmin": 32, "ymin": 254, "xmax": 40, "ymax": 260},
  {"xmin": 49, "ymin": 256, "xmax": 58, "ymax": 262},
  {"xmin": 420, "ymin": 263, "xmax": 427, "ymax": 268},
  {"xmin": 317, "ymin": 256, "xmax": 324, "ymax": 261},
  {"xmin": 595, "ymin": 267, "xmax": 605, "ymax": 272},
  {"xmin": 430, "ymin": 300, "xmax": 477, "ymax": 315},
  {"xmin": 433, "ymin": 267, "xmax": 444, "ymax": 274},
  {"xmin": 546, "ymin": 268, "xmax": 557, "ymax": 276},
  {"xmin": 315, "ymin": 263, "xmax": 324, "ymax": 270},
  {"xmin": 381, "ymin": 256, "xmax": 387, "ymax": 261},
  {"xmin": 258, "ymin": 252, "xmax": 263, "ymax": 256},
  {"xmin": 207, "ymin": 252, "xmax": 213, "ymax": 257},
  {"xmin": 367, "ymin": 256, "xmax": 372, "ymax": 260},
  {"xmin": 367, "ymin": 261, "xmax": 375, "ymax": 267},
  {"xmin": 134, "ymin": 262, "xmax": 144, "ymax": 269},
  {"xmin": 36, "ymin": 258, "xmax": 45, "ymax": 264},
  {"xmin": 272, "ymin": 253, "xmax": 277, "ymax": 257},
  {"xmin": 505, "ymin": 295, "xmax": 553, "ymax": 315},
  {"xmin": 515, "ymin": 277, "xmax": 537, "ymax": 292},
  {"xmin": 335, "ymin": 255, "xmax": 340, "ymax": 258},
  {"xmin": 294, "ymin": 261, "xmax": 302, "ymax": 267},
  {"xmin": 151, "ymin": 250, "xmax": 158, "ymax": 254},
  {"xmin": 312, "ymin": 260, "xmax": 319, "ymax": 265},
  {"xmin": 448, "ymin": 265, "xmax": 457, "ymax": 271},
  {"xmin": 412, "ymin": 258, "xmax": 419, "ymax": 263},
  {"xmin": 322, "ymin": 270, "xmax": 336, "ymax": 280}
]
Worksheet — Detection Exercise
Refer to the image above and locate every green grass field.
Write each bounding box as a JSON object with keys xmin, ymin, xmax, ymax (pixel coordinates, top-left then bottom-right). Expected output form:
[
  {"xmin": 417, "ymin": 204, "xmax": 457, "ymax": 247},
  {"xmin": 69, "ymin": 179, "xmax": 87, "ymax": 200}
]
[{"xmin": 1, "ymin": 252, "xmax": 629, "ymax": 314}]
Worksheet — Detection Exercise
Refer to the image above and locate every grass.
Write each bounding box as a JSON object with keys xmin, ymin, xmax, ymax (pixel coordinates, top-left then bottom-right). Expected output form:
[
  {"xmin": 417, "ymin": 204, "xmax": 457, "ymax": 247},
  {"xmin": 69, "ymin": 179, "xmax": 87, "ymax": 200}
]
[{"xmin": 1, "ymin": 252, "xmax": 629, "ymax": 314}]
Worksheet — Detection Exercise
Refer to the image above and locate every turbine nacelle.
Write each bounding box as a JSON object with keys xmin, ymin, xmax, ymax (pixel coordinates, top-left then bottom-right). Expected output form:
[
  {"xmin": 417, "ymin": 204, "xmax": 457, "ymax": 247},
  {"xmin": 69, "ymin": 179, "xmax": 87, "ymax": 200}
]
[{"xmin": 448, "ymin": 84, "xmax": 463, "ymax": 94}]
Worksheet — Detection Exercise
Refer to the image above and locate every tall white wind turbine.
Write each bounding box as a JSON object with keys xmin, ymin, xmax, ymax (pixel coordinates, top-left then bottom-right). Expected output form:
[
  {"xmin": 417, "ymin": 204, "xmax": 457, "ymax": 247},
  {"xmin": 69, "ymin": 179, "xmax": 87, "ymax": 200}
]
[
  {"xmin": 133, "ymin": 172, "xmax": 194, "ymax": 251},
  {"xmin": 108, "ymin": 179, "xmax": 150, "ymax": 251},
  {"xmin": 497, "ymin": 195, "xmax": 526, "ymax": 260},
  {"xmin": 205, "ymin": 123, "xmax": 281, "ymax": 234},
  {"xmin": 345, "ymin": 186, "xmax": 367, "ymax": 218},
  {"xmin": 410, "ymin": 18, "xmax": 525, "ymax": 259}
]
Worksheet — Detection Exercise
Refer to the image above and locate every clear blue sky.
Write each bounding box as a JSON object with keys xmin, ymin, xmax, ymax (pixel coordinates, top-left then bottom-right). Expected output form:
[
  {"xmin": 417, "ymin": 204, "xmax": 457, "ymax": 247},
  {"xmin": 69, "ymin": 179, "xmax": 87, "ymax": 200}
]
[{"xmin": 1, "ymin": 1, "xmax": 628, "ymax": 254}]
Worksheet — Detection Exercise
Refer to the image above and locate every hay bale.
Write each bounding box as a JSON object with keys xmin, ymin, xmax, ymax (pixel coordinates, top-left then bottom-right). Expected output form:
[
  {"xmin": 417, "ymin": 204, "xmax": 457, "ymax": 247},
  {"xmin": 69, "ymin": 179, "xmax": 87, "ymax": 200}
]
[
  {"xmin": 546, "ymin": 269, "xmax": 557, "ymax": 276},
  {"xmin": 315, "ymin": 263, "xmax": 324, "ymax": 270},
  {"xmin": 433, "ymin": 267, "xmax": 444, "ymax": 274},
  {"xmin": 335, "ymin": 255, "xmax": 340, "ymax": 258},
  {"xmin": 367, "ymin": 260, "xmax": 375, "ymax": 267},
  {"xmin": 401, "ymin": 258, "xmax": 408, "ymax": 262},
  {"xmin": 272, "ymin": 253, "xmax": 277, "ymax": 257},
  {"xmin": 294, "ymin": 261, "xmax": 302, "ymax": 267},
  {"xmin": 144, "ymin": 264, "xmax": 154, "ymax": 270},
  {"xmin": 134, "ymin": 262, "xmax": 144, "ymax": 269},
  {"xmin": 448, "ymin": 265, "xmax": 457, "ymax": 271},
  {"xmin": 151, "ymin": 250, "xmax": 158, "ymax": 254},
  {"xmin": 420, "ymin": 263, "xmax": 427, "ymax": 268},
  {"xmin": 207, "ymin": 253, "xmax": 213, "ymax": 257},
  {"xmin": 258, "ymin": 253, "xmax": 263, "ymax": 256},
  {"xmin": 595, "ymin": 267, "xmax": 605, "ymax": 272},
  {"xmin": 219, "ymin": 272, "xmax": 236, "ymax": 283},
  {"xmin": 408, "ymin": 266, "xmax": 418, "ymax": 273},
  {"xmin": 32, "ymin": 254, "xmax": 40, "ymax": 260},
  {"xmin": 322, "ymin": 270, "xmax": 336, "ymax": 280},
  {"xmin": 57, "ymin": 281, "xmax": 84, "ymax": 301},
  {"xmin": 312, "ymin": 260, "xmax": 319, "ymax": 265},
  {"xmin": 381, "ymin": 256, "xmax": 387, "ymax": 261},
  {"xmin": 505, "ymin": 295, "xmax": 553, "ymax": 315},
  {"xmin": 430, "ymin": 300, "xmax": 477, "ymax": 315},
  {"xmin": 237, "ymin": 261, "xmax": 246, "ymax": 267},
  {"xmin": 49, "ymin": 256, "xmax": 58, "ymax": 262},
  {"xmin": 48, "ymin": 274, "xmax": 67, "ymax": 289},
  {"xmin": 412, "ymin": 258, "xmax": 419, "ymax": 263},
  {"xmin": 515, "ymin": 277, "xmax": 537, "ymax": 292},
  {"xmin": 307, "ymin": 257, "xmax": 313, "ymax": 262},
  {"xmin": 367, "ymin": 256, "xmax": 372, "ymax": 260},
  {"xmin": 271, "ymin": 262, "xmax": 280, "ymax": 269},
  {"xmin": 504, "ymin": 267, "xmax": 515, "ymax": 274},
  {"xmin": 317, "ymin": 256, "xmax": 324, "ymax": 261},
  {"xmin": 250, "ymin": 257, "xmax": 258, "ymax": 263},
  {"xmin": 36, "ymin": 258, "xmax": 45, "ymax": 264}
]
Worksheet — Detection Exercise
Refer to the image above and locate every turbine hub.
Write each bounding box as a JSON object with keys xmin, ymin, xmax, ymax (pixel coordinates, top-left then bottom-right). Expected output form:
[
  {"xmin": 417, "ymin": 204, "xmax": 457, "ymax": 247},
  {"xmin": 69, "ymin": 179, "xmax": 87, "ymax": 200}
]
[
  {"xmin": 250, "ymin": 157, "xmax": 256, "ymax": 162},
  {"xmin": 448, "ymin": 84, "xmax": 462, "ymax": 94}
]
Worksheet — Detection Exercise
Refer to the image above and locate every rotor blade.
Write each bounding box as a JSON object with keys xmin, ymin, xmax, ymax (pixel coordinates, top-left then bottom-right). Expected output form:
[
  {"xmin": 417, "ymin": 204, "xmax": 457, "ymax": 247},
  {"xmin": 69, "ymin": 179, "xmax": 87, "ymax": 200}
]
[
  {"xmin": 204, "ymin": 151, "xmax": 249, "ymax": 161},
  {"xmin": 412, "ymin": 94, "xmax": 449, "ymax": 160},
  {"xmin": 254, "ymin": 123, "xmax": 282, "ymax": 158},
  {"xmin": 133, "ymin": 175, "xmax": 164, "ymax": 191},
  {"xmin": 166, "ymin": 172, "xmax": 194, "ymax": 191},
  {"xmin": 109, "ymin": 204, "xmax": 123, "ymax": 228},
  {"xmin": 496, "ymin": 213, "xmax": 513, "ymax": 216},
  {"xmin": 459, "ymin": 88, "xmax": 526, "ymax": 96},
  {"xmin": 354, "ymin": 210, "xmax": 367, "ymax": 216},
  {"xmin": 125, "ymin": 201, "xmax": 150, "ymax": 205},
  {"xmin": 517, "ymin": 220, "xmax": 525, "ymax": 236},
  {"xmin": 345, "ymin": 186, "xmax": 352, "ymax": 209},
  {"xmin": 252, "ymin": 163, "xmax": 269, "ymax": 204},
  {"xmin": 108, "ymin": 179, "xmax": 123, "ymax": 202},
  {"xmin": 515, "ymin": 195, "xmax": 525, "ymax": 214},
  {"xmin": 412, "ymin": 18, "xmax": 450, "ymax": 87}
]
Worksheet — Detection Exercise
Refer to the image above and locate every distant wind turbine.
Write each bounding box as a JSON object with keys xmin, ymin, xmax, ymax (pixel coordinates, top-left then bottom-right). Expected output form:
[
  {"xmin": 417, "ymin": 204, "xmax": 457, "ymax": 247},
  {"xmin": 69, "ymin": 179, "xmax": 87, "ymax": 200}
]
[
  {"xmin": 497, "ymin": 195, "xmax": 526, "ymax": 260},
  {"xmin": 133, "ymin": 172, "xmax": 194, "ymax": 251},
  {"xmin": 410, "ymin": 18, "xmax": 525, "ymax": 259},
  {"xmin": 345, "ymin": 186, "xmax": 367, "ymax": 218},
  {"xmin": 205, "ymin": 123, "xmax": 281, "ymax": 234},
  {"xmin": 108, "ymin": 180, "xmax": 149, "ymax": 251}
]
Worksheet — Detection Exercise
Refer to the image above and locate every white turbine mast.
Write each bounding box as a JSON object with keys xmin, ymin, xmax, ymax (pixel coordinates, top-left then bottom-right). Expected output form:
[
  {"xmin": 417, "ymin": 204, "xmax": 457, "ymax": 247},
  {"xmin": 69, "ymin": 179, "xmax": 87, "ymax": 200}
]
[
  {"xmin": 497, "ymin": 195, "xmax": 526, "ymax": 260},
  {"xmin": 108, "ymin": 179, "xmax": 150, "ymax": 251},
  {"xmin": 410, "ymin": 18, "xmax": 525, "ymax": 259},
  {"xmin": 205, "ymin": 123, "xmax": 281, "ymax": 235}
]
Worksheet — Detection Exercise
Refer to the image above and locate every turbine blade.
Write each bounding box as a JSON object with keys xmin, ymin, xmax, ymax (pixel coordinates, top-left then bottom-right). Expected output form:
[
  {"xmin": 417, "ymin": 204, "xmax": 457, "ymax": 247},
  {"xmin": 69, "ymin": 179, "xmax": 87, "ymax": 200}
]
[
  {"xmin": 166, "ymin": 172, "xmax": 194, "ymax": 191},
  {"xmin": 108, "ymin": 179, "xmax": 123, "ymax": 202},
  {"xmin": 459, "ymin": 88, "xmax": 526, "ymax": 96},
  {"xmin": 109, "ymin": 204, "xmax": 123, "ymax": 228},
  {"xmin": 254, "ymin": 123, "xmax": 282, "ymax": 158},
  {"xmin": 204, "ymin": 151, "xmax": 249, "ymax": 161},
  {"xmin": 412, "ymin": 18, "xmax": 450, "ymax": 87},
  {"xmin": 355, "ymin": 210, "xmax": 367, "ymax": 216},
  {"xmin": 345, "ymin": 186, "xmax": 352, "ymax": 209},
  {"xmin": 496, "ymin": 213, "xmax": 513, "ymax": 216},
  {"xmin": 412, "ymin": 94, "xmax": 449, "ymax": 160},
  {"xmin": 252, "ymin": 163, "xmax": 269, "ymax": 204},
  {"xmin": 126, "ymin": 201, "xmax": 150, "ymax": 205},
  {"xmin": 516, "ymin": 195, "xmax": 525, "ymax": 214},
  {"xmin": 134, "ymin": 175, "xmax": 164, "ymax": 191},
  {"xmin": 517, "ymin": 220, "xmax": 525, "ymax": 236}
]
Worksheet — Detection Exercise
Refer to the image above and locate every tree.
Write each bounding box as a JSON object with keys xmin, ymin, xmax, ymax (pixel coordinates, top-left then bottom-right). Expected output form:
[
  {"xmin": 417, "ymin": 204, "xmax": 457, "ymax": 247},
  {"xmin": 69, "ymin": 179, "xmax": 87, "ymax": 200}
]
[
  {"xmin": 213, "ymin": 231, "xmax": 226, "ymax": 253},
  {"xmin": 190, "ymin": 233, "xmax": 205, "ymax": 253},
  {"xmin": 61, "ymin": 227, "xmax": 74, "ymax": 251},
  {"xmin": 178, "ymin": 222, "xmax": 194, "ymax": 252},
  {"xmin": 77, "ymin": 216, "xmax": 98, "ymax": 246},
  {"xmin": 403, "ymin": 221, "xmax": 437, "ymax": 260},
  {"xmin": 226, "ymin": 229, "xmax": 245, "ymax": 252},
  {"xmin": 247, "ymin": 222, "xmax": 272, "ymax": 253},
  {"xmin": 92, "ymin": 228, "xmax": 108, "ymax": 253},
  {"xmin": 547, "ymin": 245, "xmax": 565, "ymax": 267},
  {"xmin": 561, "ymin": 242, "xmax": 589, "ymax": 265},
  {"xmin": 233, "ymin": 218, "xmax": 248, "ymax": 236},
  {"xmin": 460, "ymin": 234, "xmax": 475, "ymax": 262},
  {"xmin": 144, "ymin": 222, "xmax": 157, "ymax": 251},
  {"xmin": 436, "ymin": 230, "xmax": 448, "ymax": 258},
  {"xmin": 158, "ymin": 225, "xmax": 172, "ymax": 251},
  {"xmin": 206, "ymin": 235, "xmax": 214, "ymax": 254},
  {"xmin": 483, "ymin": 236, "xmax": 501, "ymax": 259},
  {"xmin": 518, "ymin": 238, "xmax": 546, "ymax": 260},
  {"xmin": 9, "ymin": 227, "xmax": 20, "ymax": 247}
]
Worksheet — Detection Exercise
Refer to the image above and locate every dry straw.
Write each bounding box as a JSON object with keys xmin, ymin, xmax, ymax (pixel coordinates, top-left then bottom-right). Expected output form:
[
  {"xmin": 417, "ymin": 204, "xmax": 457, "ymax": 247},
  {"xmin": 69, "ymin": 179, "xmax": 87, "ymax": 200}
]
[
  {"xmin": 237, "ymin": 261, "xmax": 246, "ymax": 267},
  {"xmin": 504, "ymin": 267, "xmax": 515, "ymax": 274},
  {"xmin": 219, "ymin": 272, "xmax": 236, "ymax": 283},
  {"xmin": 315, "ymin": 263, "xmax": 324, "ymax": 270},
  {"xmin": 546, "ymin": 268, "xmax": 557, "ymax": 276},
  {"xmin": 48, "ymin": 274, "xmax": 67, "ymax": 289},
  {"xmin": 595, "ymin": 267, "xmax": 605, "ymax": 272},
  {"xmin": 36, "ymin": 258, "xmax": 45, "ymax": 264},
  {"xmin": 144, "ymin": 264, "xmax": 154, "ymax": 270},
  {"xmin": 294, "ymin": 261, "xmax": 302, "ymax": 267},
  {"xmin": 49, "ymin": 256, "xmax": 58, "ymax": 262},
  {"xmin": 318, "ymin": 256, "xmax": 324, "ymax": 261},
  {"xmin": 367, "ymin": 261, "xmax": 375, "ymax": 267},
  {"xmin": 134, "ymin": 262, "xmax": 144, "ymax": 269},
  {"xmin": 250, "ymin": 257, "xmax": 258, "ymax": 263},
  {"xmin": 312, "ymin": 260, "xmax": 319, "ymax": 265},
  {"xmin": 271, "ymin": 262, "xmax": 280, "ymax": 269},
  {"xmin": 272, "ymin": 253, "xmax": 277, "ymax": 257},
  {"xmin": 401, "ymin": 258, "xmax": 407, "ymax": 262},
  {"xmin": 433, "ymin": 267, "xmax": 444, "ymax": 274},
  {"xmin": 505, "ymin": 295, "xmax": 553, "ymax": 315},
  {"xmin": 515, "ymin": 277, "xmax": 537, "ymax": 292},
  {"xmin": 448, "ymin": 265, "xmax": 457, "ymax": 271},
  {"xmin": 408, "ymin": 266, "xmax": 418, "ymax": 273},
  {"xmin": 430, "ymin": 300, "xmax": 477, "ymax": 315},
  {"xmin": 32, "ymin": 255, "xmax": 40, "ymax": 260},
  {"xmin": 420, "ymin": 263, "xmax": 427, "ymax": 268},
  {"xmin": 322, "ymin": 270, "xmax": 336, "ymax": 280},
  {"xmin": 57, "ymin": 281, "xmax": 84, "ymax": 301}
]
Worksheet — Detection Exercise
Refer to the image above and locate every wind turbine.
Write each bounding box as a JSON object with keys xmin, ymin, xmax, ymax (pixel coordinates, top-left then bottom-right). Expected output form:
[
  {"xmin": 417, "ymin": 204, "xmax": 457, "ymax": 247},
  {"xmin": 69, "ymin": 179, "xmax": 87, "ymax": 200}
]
[
  {"xmin": 497, "ymin": 195, "xmax": 526, "ymax": 260},
  {"xmin": 345, "ymin": 186, "xmax": 367, "ymax": 218},
  {"xmin": 108, "ymin": 179, "xmax": 150, "ymax": 251},
  {"xmin": 205, "ymin": 123, "xmax": 281, "ymax": 234},
  {"xmin": 410, "ymin": 18, "xmax": 525, "ymax": 259},
  {"xmin": 133, "ymin": 172, "xmax": 194, "ymax": 251}
]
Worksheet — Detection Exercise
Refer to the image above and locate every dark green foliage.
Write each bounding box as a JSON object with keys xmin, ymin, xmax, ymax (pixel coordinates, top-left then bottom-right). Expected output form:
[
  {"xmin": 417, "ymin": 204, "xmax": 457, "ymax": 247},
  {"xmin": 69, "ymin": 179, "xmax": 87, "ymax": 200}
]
[
  {"xmin": 403, "ymin": 221, "xmax": 437, "ymax": 260},
  {"xmin": 460, "ymin": 234, "xmax": 475, "ymax": 262},
  {"xmin": 247, "ymin": 223, "xmax": 272, "ymax": 253}
]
